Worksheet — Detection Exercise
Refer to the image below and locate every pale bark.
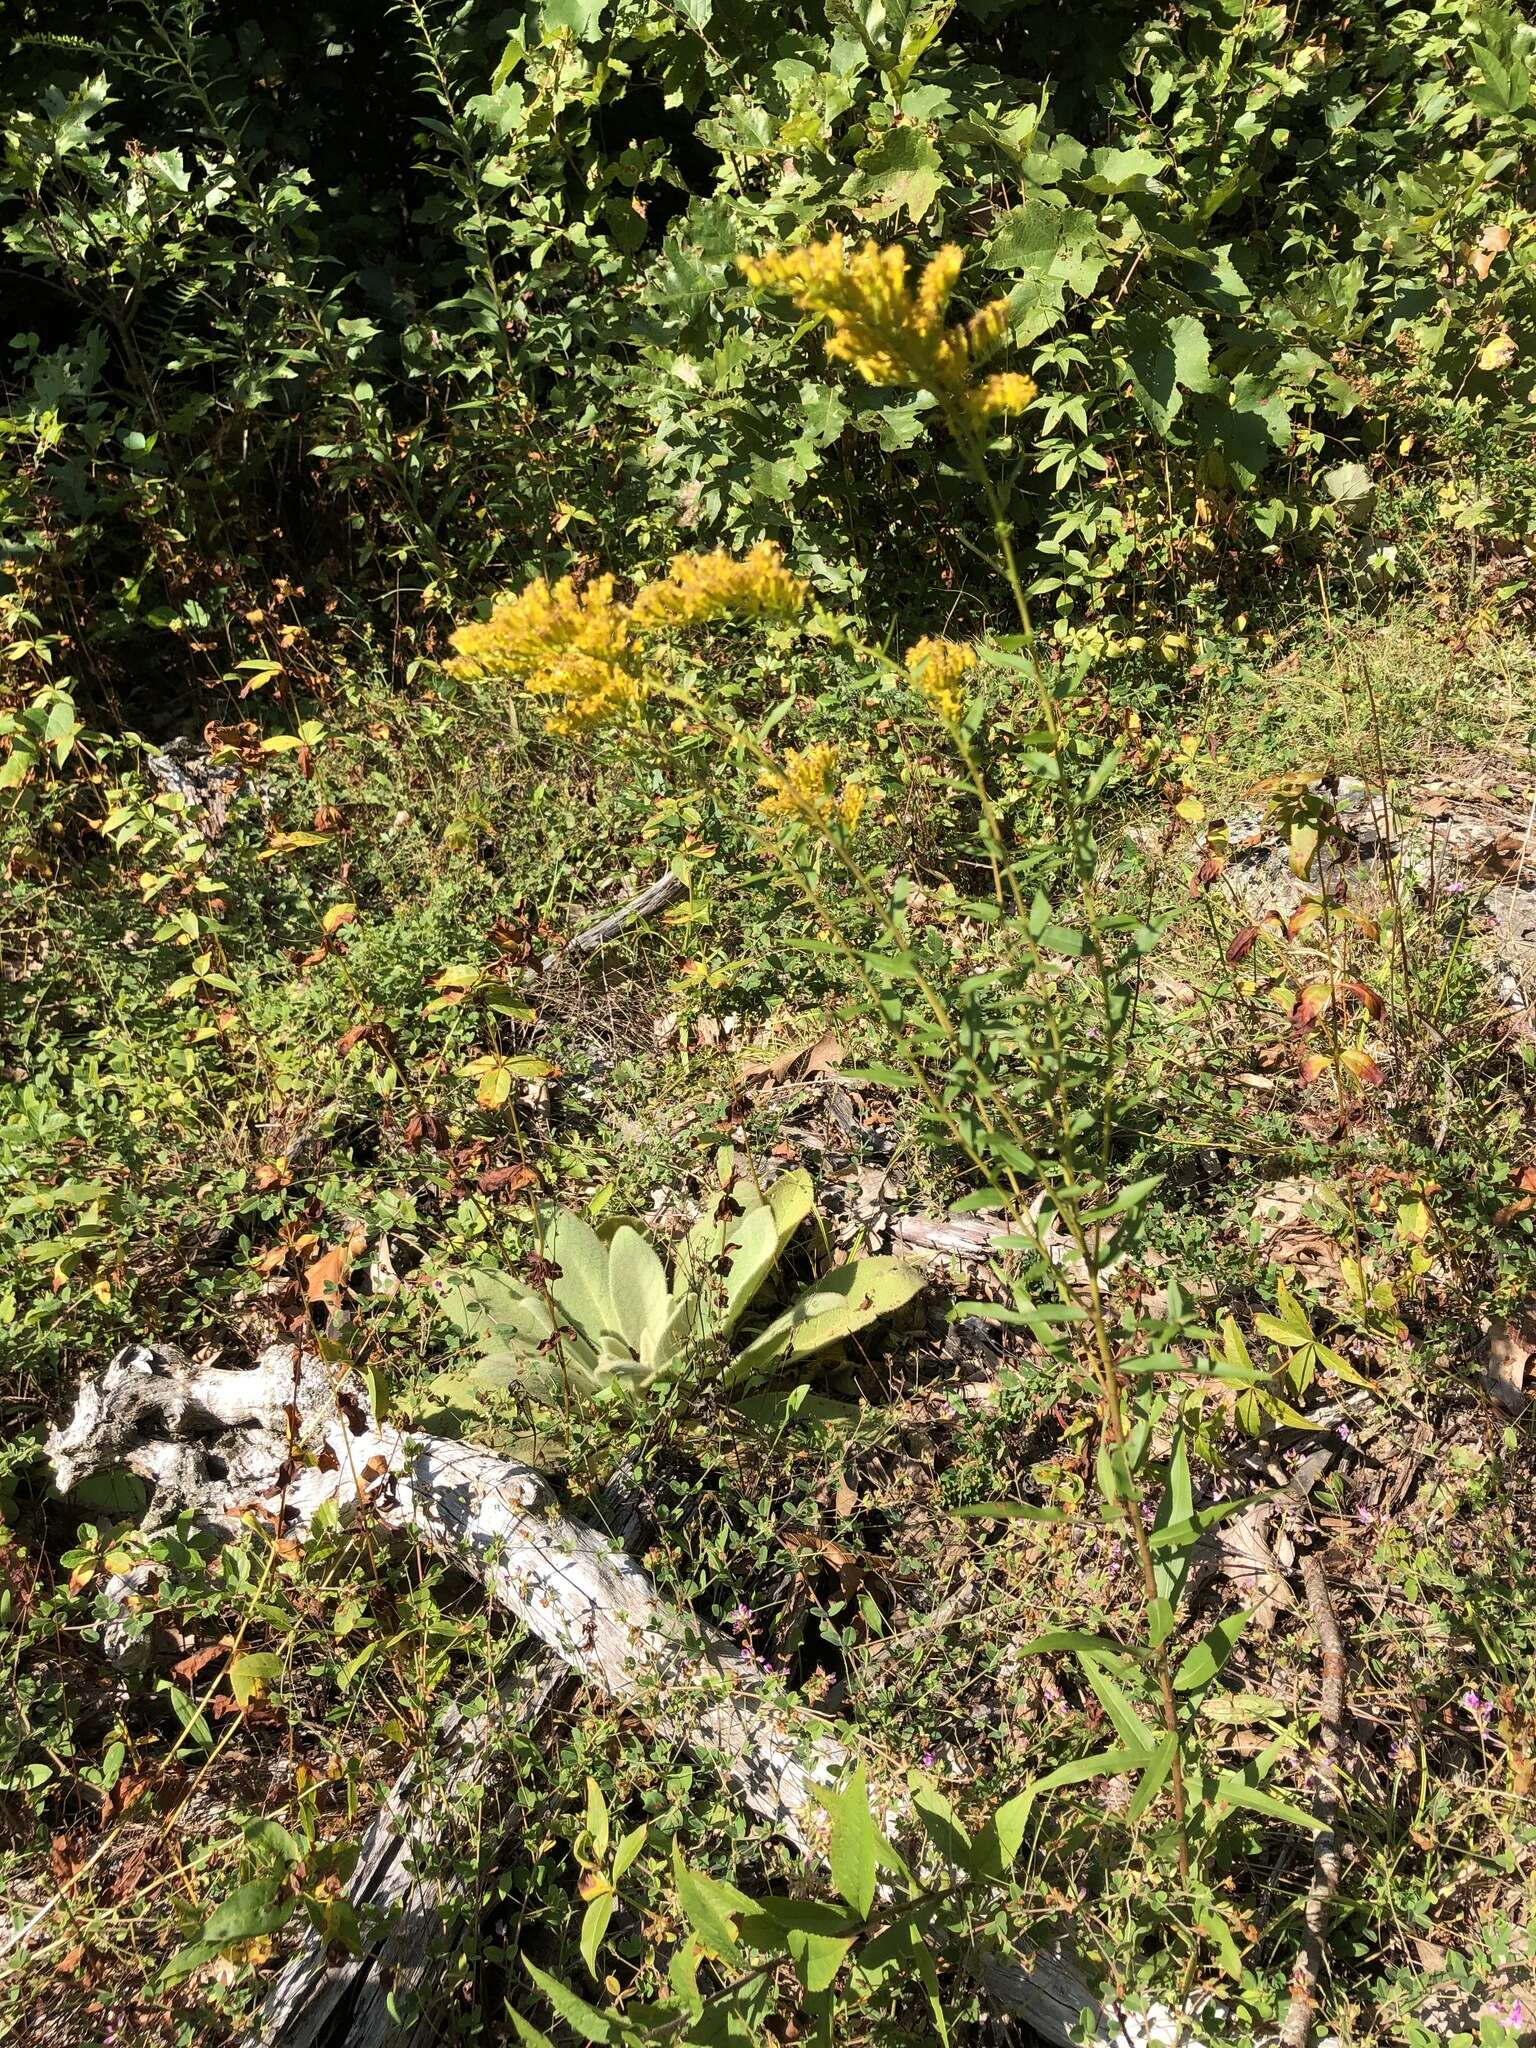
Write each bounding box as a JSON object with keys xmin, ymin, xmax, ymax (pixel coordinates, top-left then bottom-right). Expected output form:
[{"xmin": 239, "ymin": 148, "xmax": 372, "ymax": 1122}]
[{"xmin": 48, "ymin": 1343, "xmax": 1202, "ymax": 2048}]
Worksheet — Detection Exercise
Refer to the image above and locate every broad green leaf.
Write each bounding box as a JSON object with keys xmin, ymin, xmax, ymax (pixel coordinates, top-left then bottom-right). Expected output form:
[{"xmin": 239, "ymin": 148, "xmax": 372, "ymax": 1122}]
[
  {"xmin": 1076, "ymin": 1654, "xmax": 1160, "ymax": 1753},
  {"xmin": 738, "ymin": 1897, "xmax": 855, "ymax": 1946},
  {"xmin": 508, "ymin": 2012, "xmax": 557, "ymax": 2048},
  {"xmin": 789, "ymin": 1927, "xmax": 856, "ymax": 1992},
  {"xmin": 1083, "ymin": 142, "xmax": 1166, "ymax": 193},
  {"xmin": 1214, "ymin": 1769, "xmax": 1323, "ymax": 1832},
  {"xmin": 1018, "ymin": 1629, "xmax": 1140, "ymax": 1661},
  {"xmin": 1082, "ymin": 1173, "xmax": 1164, "ymax": 1224},
  {"xmin": 717, "ymin": 1204, "xmax": 782, "ymax": 1335},
  {"xmin": 229, "ymin": 1651, "xmax": 282, "ymax": 1707},
  {"xmin": 821, "ymin": 1761, "xmax": 877, "ymax": 1920},
  {"xmin": 204, "ymin": 1879, "xmax": 293, "ymax": 1946},
  {"xmin": 544, "ymin": 1211, "xmax": 613, "ymax": 1343},
  {"xmin": 612, "ymin": 1823, "xmax": 647, "ymax": 1880},
  {"xmin": 974, "ymin": 1786, "xmax": 1033, "ymax": 1873},
  {"xmin": 948, "ymin": 1500, "xmax": 1066, "ymax": 1523},
  {"xmin": 727, "ymin": 1257, "xmax": 924, "ymax": 1385},
  {"xmin": 672, "ymin": 1842, "xmax": 750, "ymax": 1961},
  {"xmin": 164, "ymin": 1683, "xmax": 212, "ymax": 1751},
  {"xmin": 540, "ymin": 0, "xmax": 604, "ymax": 39},
  {"xmin": 243, "ymin": 1818, "xmax": 302, "ymax": 1868},
  {"xmin": 1125, "ymin": 1732, "xmax": 1178, "ymax": 1824},
  {"xmin": 910, "ymin": 1785, "xmax": 978, "ymax": 1876},
  {"xmin": 584, "ymin": 1775, "xmax": 609, "ymax": 1863},
  {"xmin": 606, "ymin": 1226, "xmax": 669, "ymax": 1356},
  {"xmin": 850, "ymin": 127, "xmax": 944, "ymax": 223},
  {"xmin": 1122, "ymin": 312, "xmax": 1215, "ymax": 437}
]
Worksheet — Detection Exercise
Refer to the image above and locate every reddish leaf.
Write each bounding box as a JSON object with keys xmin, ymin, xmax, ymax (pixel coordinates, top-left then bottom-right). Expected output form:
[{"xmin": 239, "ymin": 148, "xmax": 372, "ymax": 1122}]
[
  {"xmin": 1339, "ymin": 1048, "xmax": 1384, "ymax": 1086},
  {"xmin": 478, "ymin": 1163, "xmax": 541, "ymax": 1198},
  {"xmin": 305, "ymin": 1245, "xmax": 349, "ymax": 1304},
  {"xmin": 1343, "ymin": 979, "xmax": 1385, "ymax": 1019},
  {"xmin": 170, "ymin": 1641, "xmax": 229, "ymax": 1686},
  {"xmin": 1225, "ymin": 924, "xmax": 1262, "ymax": 965}
]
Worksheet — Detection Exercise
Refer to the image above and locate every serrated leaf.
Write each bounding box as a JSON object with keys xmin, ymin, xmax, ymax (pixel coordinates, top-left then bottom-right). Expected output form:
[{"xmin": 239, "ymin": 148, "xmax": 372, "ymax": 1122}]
[
  {"xmin": 524, "ymin": 1955, "xmax": 613, "ymax": 2040},
  {"xmin": 790, "ymin": 1927, "xmax": 856, "ymax": 1992},
  {"xmin": 850, "ymin": 127, "xmax": 944, "ymax": 223},
  {"xmin": 821, "ymin": 1761, "xmax": 878, "ymax": 1920},
  {"xmin": 672, "ymin": 1842, "xmax": 750, "ymax": 1961},
  {"xmin": 1122, "ymin": 312, "xmax": 1215, "ymax": 436}
]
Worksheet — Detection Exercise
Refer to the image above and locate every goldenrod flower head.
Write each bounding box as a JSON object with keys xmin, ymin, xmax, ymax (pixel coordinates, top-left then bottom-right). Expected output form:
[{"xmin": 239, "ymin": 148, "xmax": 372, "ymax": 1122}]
[
  {"xmin": 904, "ymin": 636, "xmax": 976, "ymax": 723},
  {"xmin": 759, "ymin": 742, "xmax": 864, "ymax": 830},
  {"xmin": 739, "ymin": 238, "xmax": 1015, "ymax": 408},
  {"xmin": 631, "ymin": 543, "xmax": 809, "ymax": 630},
  {"xmin": 446, "ymin": 572, "xmax": 645, "ymax": 732},
  {"xmin": 963, "ymin": 370, "xmax": 1038, "ymax": 430}
]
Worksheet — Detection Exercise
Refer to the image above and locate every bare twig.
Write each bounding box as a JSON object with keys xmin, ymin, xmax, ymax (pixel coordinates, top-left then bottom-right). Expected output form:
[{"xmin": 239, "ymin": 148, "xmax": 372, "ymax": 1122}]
[
  {"xmin": 1278, "ymin": 1551, "xmax": 1347, "ymax": 2048},
  {"xmin": 565, "ymin": 871, "xmax": 686, "ymax": 955}
]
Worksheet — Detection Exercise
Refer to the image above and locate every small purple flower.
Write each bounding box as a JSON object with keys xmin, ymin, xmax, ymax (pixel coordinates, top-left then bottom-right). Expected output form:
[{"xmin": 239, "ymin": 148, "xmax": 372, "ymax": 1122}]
[
  {"xmin": 1463, "ymin": 1688, "xmax": 1494, "ymax": 1731},
  {"xmin": 730, "ymin": 1602, "xmax": 752, "ymax": 1627},
  {"xmin": 921, "ymin": 1749, "xmax": 936, "ymax": 1770},
  {"xmin": 1482, "ymin": 1997, "xmax": 1526, "ymax": 2036}
]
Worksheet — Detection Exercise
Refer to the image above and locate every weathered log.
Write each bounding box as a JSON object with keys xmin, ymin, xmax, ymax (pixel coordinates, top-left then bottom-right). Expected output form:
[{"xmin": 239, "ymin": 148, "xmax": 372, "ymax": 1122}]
[{"xmin": 45, "ymin": 1344, "xmax": 1200, "ymax": 2048}]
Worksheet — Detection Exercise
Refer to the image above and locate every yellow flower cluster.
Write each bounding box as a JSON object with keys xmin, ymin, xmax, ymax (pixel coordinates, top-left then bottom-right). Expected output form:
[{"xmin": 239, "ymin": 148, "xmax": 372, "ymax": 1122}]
[
  {"xmin": 446, "ymin": 545, "xmax": 809, "ymax": 733},
  {"xmin": 904, "ymin": 635, "xmax": 976, "ymax": 723},
  {"xmin": 964, "ymin": 370, "xmax": 1038, "ymax": 429},
  {"xmin": 759, "ymin": 743, "xmax": 866, "ymax": 832},
  {"xmin": 739, "ymin": 239, "xmax": 1035, "ymax": 431},
  {"xmin": 631, "ymin": 543, "xmax": 809, "ymax": 629},
  {"xmin": 445, "ymin": 573, "xmax": 641, "ymax": 735}
]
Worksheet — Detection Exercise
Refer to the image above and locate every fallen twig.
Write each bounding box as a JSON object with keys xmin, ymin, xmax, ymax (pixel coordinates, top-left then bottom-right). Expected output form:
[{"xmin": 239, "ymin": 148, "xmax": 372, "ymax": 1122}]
[
  {"xmin": 566, "ymin": 870, "xmax": 686, "ymax": 955},
  {"xmin": 1278, "ymin": 1550, "xmax": 1347, "ymax": 2048}
]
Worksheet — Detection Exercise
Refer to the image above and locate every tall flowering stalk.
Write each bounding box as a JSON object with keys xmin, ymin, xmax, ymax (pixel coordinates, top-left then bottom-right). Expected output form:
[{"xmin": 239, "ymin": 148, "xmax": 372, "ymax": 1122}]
[
  {"xmin": 449, "ymin": 240, "xmax": 1196, "ymax": 1913},
  {"xmin": 739, "ymin": 237, "xmax": 1052, "ymax": 737}
]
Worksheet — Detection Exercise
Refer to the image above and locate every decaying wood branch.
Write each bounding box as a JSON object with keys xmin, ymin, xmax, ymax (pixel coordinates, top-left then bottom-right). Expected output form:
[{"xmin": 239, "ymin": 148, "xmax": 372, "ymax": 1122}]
[
  {"xmin": 46, "ymin": 1344, "xmax": 1202, "ymax": 2048},
  {"xmin": 1278, "ymin": 1550, "xmax": 1347, "ymax": 2048},
  {"xmin": 566, "ymin": 870, "xmax": 686, "ymax": 955}
]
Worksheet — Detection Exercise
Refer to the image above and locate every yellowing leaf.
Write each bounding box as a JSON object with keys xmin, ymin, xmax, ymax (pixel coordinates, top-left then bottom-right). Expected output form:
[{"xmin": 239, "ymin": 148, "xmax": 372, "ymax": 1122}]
[
  {"xmin": 1478, "ymin": 334, "xmax": 1517, "ymax": 373},
  {"xmin": 1174, "ymin": 796, "xmax": 1206, "ymax": 824},
  {"xmin": 229, "ymin": 1651, "xmax": 283, "ymax": 1706},
  {"xmin": 460, "ymin": 1053, "xmax": 556, "ymax": 1108}
]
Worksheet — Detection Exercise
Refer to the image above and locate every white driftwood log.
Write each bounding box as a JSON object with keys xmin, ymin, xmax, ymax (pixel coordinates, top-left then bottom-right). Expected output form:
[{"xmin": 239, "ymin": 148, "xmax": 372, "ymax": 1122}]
[{"xmin": 46, "ymin": 1343, "xmax": 1200, "ymax": 2048}]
